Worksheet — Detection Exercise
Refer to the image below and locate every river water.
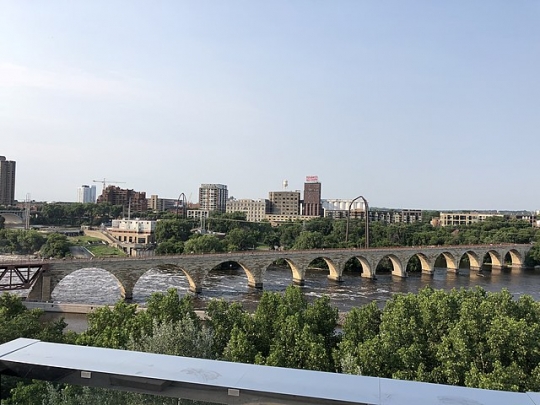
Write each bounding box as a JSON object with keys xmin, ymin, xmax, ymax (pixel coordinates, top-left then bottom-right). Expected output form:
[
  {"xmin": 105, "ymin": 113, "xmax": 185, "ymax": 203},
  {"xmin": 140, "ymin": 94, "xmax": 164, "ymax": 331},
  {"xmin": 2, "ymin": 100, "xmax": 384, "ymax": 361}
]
[{"xmin": 47, "ymin": 264, "xmax": 540, "ymax": 312}]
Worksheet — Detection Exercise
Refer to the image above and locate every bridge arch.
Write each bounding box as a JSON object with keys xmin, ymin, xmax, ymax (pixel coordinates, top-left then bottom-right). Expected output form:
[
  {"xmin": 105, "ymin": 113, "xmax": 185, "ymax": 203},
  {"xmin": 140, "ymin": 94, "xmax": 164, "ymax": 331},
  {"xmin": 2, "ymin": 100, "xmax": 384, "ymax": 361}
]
[
  {"xmin": 281, "ymin": 258, "xmax": 303, "ymax": 285},
  {"xmin": 132, "ymin": 268, "xmax": 192, "ymax": 301},
  {"xmin": 405, "ymin": 253, "xmax": 432, "ymax": 274},
  {"xmin": 375, "ymin": 254, "xmax": 405, "ymax": 278},
  {"xmin": 458, "ymin": 251, "xmax": 482, "ymax": 271},
  {"xmin": 156, "ymin": 262, "xmax": 207, "ymax": 294},
  {"xmin": 204, "ymin": 260, "xmax": 255, "ymax": 291},
  {"xmin": 483, "ymin": 250, "xmax": 503, "ymax": 268},
  {"xmin": 435, "ymin": 252, "xmax": 458, "ymax": 272},
  {"xmin": 305, "ymin": 256, "xmax": 340, "ymax": 282},
  {"xmin": 0, "ymin": 213, "xmax": 23, "ymax": 226},
  {"xmin": 345, "ymin": 255, "xmax": 373, "ymax": 279},
  {"xmin": 50, "ymin": 267, "xmax": 126, "ymax": 303},
  {"xmin": 504, "ymin": 249, "xmax": 524, "ymax": 268}
]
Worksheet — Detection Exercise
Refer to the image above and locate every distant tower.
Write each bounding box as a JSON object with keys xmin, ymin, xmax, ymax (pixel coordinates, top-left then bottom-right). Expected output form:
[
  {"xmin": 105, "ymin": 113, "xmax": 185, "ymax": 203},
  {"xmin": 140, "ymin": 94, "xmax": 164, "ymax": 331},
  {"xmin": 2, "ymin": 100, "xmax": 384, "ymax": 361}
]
[
  {"xmin": 0, "ymin": 156, "xmax": 16, "ymax": 206},
  {"xmin": 303, "ymin": 176, "xmax": 322, "ymax": 217},
  {"xmin": 199, "ymin": 184, "xmax": 228, "ymax": 213},
  {"xmin": 77, "ymin": 185, "xmax": 97, "ymax": 203}
]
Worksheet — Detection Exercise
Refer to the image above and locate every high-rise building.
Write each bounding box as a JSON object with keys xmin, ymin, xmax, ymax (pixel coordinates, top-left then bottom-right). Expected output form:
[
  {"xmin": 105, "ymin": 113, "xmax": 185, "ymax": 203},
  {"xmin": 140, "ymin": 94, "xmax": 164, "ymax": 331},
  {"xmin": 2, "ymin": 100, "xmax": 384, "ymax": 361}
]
[
  {"xmin": 302, "ymin": 176, "xmax": 322, "ymax": 216},
  {"xmin": 77, "ymin": 185, "xmax": 97, "ymax": 203},
  {"xmin": 268, "ymin": 190, "xmax": 301, "ymax": 215},
  {"xmin": 0, "ymin": 156, "xmax": 16, "ymax": 206},
  {"xmin": 199, "ymin": 184, "xmax": 228, "ymax": 213},
  {"xmin": 97, "ymin": 186, "xmax": 148, "ymax": 212}
]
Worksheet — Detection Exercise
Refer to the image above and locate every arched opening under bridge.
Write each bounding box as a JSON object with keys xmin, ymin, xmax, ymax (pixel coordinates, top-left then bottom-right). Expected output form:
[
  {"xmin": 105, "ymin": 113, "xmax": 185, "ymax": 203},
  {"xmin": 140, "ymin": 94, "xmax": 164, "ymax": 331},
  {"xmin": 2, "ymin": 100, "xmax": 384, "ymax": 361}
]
[
  {"xmin": 51, "ymin": 268, "xmax": 124, "ymax": 304},
  {"xmin": 132, "ymin": 267, "xmax": 191, "ymax": 304}
]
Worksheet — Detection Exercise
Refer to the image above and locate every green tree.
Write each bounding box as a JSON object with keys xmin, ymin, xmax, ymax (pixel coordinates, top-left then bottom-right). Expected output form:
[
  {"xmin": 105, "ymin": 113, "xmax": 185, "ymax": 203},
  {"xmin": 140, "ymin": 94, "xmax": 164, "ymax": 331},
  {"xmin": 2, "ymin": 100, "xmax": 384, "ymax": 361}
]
[
  {"xmin": 155, "ymin": 219, "xmax": 194, "ymax": 243},
  {"xmin": 184, "ymin": 234, "xmax": 224, "ymax": 254},
  {"xmin": 40, "ymin": 233, "xmax": 71, "ymax": 258},
  {"xmin": 292, "ymin": 231, "xmax": 325, "ymax": 250},
  {"xmin": 76, "ymin": 301, "xmax": 142, "ymax": 349},
  {"xmin": 0, "ymin": 294, "xmax": 66, "ymax": 401},
  {"xmin": 223, "ymin": 228, "xmax": 257, "ymax": 251}
]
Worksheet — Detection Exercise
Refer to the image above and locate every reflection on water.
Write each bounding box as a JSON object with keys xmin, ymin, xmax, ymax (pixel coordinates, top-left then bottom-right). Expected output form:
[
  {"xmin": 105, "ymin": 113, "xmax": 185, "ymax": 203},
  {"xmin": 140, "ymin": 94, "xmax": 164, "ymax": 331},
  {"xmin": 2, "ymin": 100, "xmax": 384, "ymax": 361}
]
[{"xmin": 48, "ymin": 265, "xmax": 540, "ymax": 313}]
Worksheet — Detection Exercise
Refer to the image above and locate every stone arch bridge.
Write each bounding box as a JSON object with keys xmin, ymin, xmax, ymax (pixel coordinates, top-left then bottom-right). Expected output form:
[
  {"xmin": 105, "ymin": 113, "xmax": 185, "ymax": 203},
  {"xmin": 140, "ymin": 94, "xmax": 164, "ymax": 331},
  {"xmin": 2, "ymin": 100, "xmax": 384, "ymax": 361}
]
[{"xmin": 22, "ymin": 243, "xmax": 531, "ymax": 301}]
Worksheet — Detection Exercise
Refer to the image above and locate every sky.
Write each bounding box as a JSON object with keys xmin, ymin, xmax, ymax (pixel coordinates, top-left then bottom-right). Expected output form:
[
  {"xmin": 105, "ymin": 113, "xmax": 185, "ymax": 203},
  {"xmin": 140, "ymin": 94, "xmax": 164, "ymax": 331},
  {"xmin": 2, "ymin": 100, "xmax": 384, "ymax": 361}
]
[{"xmin": 1, "ymin": 1, "xmax": 539, "ymax": 211}]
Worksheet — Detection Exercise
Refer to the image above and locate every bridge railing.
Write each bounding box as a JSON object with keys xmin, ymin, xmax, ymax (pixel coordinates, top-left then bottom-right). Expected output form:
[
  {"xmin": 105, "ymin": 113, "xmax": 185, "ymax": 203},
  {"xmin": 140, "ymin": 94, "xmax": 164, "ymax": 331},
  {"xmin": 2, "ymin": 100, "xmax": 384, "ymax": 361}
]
[{"xmin": 0, "ymin": 243, "xmax": 531, "ymax": 266}]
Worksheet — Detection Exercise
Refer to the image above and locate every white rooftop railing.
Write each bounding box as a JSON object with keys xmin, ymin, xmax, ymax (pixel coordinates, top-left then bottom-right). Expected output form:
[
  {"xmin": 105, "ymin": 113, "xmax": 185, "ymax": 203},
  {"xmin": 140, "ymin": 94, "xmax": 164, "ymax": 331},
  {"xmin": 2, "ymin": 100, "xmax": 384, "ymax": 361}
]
[{"xmin": 1, "ymin": 338, "xmax": 539, "ymax": 405}]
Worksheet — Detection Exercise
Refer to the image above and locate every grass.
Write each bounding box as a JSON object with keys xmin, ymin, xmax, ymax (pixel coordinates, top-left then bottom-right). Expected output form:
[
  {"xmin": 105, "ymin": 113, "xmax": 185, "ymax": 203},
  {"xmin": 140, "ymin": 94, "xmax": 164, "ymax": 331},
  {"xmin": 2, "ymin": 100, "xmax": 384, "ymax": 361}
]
[
  {"xmin": 68, "ymin": 235, "xmax": 103, "ymax": 245},
  {"xmin": 69, "ymin": 235, "xmax": 126, "ymax": 257},
  {"xmin": 86, "ymin": 244, "xmax": 127, "ymax": 257}
]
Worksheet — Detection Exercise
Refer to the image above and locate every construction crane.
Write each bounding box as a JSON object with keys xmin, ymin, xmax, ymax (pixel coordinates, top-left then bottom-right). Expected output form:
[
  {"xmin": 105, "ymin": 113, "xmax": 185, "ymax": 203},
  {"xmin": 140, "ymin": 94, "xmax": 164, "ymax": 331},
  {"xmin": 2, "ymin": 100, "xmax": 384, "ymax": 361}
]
[{"xmin": 92, "ymin": 178, "xmax": 126, "ymax": 191}]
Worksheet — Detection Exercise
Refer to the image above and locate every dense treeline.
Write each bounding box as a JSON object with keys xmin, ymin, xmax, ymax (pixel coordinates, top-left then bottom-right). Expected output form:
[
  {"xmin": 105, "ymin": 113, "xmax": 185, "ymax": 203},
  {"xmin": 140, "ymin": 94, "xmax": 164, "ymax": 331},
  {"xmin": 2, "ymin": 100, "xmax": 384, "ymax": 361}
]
[
  {"xmin": 155, "ymin": 213, "xmax": 540, "ymax": 266},
  {"xmin": 0, "ymin": 229, "xmax": 71, "ymax": 258},
  {"xmin": 2, "ymin": 207, "xmax": 539, "ymax": 265},
  {"xmin": 3, "ymin": 285, "xmax": 540, "ymax": 403},
  {"xmin": 31, "ymin": 203, "xmax": 124, "ymax": 227}
]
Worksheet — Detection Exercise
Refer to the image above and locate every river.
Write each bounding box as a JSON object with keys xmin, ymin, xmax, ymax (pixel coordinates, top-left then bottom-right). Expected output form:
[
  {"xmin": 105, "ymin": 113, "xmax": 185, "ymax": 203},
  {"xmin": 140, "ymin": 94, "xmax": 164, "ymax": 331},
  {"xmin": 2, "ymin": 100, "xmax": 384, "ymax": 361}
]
[
  {"xmin": 5, "ymin": 261, "xmax": 540, "ymax": 332},
  {"xmin": 48, "ymin": 264, "xmax": 540, "ymax": 311}
]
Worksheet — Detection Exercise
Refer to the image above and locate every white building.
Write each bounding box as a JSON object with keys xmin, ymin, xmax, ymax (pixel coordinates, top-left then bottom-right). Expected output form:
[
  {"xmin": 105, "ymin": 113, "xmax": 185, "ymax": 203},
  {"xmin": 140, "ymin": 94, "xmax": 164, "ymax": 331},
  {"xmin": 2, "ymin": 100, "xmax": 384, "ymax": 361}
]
[
  {"xmin": 199, "ymin": 184, "xmax": 228, "ymax": 213},
  {"xmin": 321, "ymin": 198, "xmax": 365, "ymax": 217},
  {"xmin": 77, "ymin": 185, "xmax": 96, "ymax": 203},
  {"xmin": 226, "ymin": 198, "xmax": 270, "ymax": 222}
]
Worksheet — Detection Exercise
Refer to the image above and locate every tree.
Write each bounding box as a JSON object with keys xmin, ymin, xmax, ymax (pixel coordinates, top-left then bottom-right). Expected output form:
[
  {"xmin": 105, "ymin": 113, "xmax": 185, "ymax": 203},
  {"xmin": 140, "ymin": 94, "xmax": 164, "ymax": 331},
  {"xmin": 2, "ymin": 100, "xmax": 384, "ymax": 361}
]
[
  {"xmin": 0, "ymin": 294, "xmax": 66, "ymax": 401},
  {"xmin": 40, "ymin": 233, "xmax": 71, "ymax": 258},
  {"xmin": 155, "ymin": 240, "xmax": 184, "ymax": 255},
  {"xmin": 223, "ymin": 228, "xmax": 257, "ymax": 251},
  {"xmin": 184, "ymin": 234, "xmax": 224, "ymax": 254},
  {"xmin": 292, "ymin": 231, "xmax": 325, "ymax": 250},
  {"xmin": 155, "ymin": 219, "xmax": 194, "ymax": 243},
  {"xmin": 76, "ymin": 301, "xmax": 142, "ymax": 349}
]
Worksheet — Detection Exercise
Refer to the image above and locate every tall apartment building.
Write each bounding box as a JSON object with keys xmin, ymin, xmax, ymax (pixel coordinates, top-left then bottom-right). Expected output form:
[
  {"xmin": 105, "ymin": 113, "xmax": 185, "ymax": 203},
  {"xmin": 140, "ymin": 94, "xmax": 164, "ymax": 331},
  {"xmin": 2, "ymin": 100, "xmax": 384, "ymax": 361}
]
[
  {"xmin": 226, "ymin": 198, "xmax": 270, "ymax": 222},
  {"xmin": 268, "ymin": 191, "xmax": 301, "ymax": 215},
  {"xmin": 302, "ymin": 177, "xmax": 322, "ymax": 216},
  {"xmin": 77, "ymin": 185, "xmax": 97, "ymax": 203},
  {"xmin": 97, "ymin": 186, "xmax": 148, "ymax": 212},
  {"xmin": 0, "ymin": 156, "xmax": 16, "ymax": 206},
  {"xmin": 199, "ymin": 184, "xmax": 228, "ymax": 213}
]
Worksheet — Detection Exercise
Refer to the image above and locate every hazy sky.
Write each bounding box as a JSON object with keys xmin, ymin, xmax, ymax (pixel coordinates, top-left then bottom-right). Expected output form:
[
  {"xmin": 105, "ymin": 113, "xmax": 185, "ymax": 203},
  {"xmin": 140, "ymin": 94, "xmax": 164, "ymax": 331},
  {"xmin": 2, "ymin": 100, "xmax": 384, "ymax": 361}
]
[{"xmin": 1, "ymin": 1, "xmax": 538, "ymax": 210}]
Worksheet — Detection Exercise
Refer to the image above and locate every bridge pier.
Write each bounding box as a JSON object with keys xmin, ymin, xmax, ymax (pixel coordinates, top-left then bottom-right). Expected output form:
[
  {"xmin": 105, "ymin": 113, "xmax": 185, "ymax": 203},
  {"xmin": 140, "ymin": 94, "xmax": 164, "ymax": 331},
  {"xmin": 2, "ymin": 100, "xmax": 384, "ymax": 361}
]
[
  {"xmin": 422, "ymin": 269, "xmax": 434, "ymax": 275},
  {"xmin": 446, "ymin": 267, "xmax": 459, "ymax": 274},
  {"xmin": 189, "ymin": 285, "xmax": 202, "ymax": 294},
  {"xmin": 123, "ymin": 289, "xmax": 133, "ymax": 301},
  {"xmin": 248, "ymin": 281, "xmax": 263, "ymax": 289},
  {"xmin": 327, "ymin": 275, "xmax": 343, "ymax": 282},
  {"xmin": 27, "ymin": 272, "xmax": 51, "ymax": 302},
  {"xmin": 293, "ymin": 278, "xmax": 305, "ymax": 286}
]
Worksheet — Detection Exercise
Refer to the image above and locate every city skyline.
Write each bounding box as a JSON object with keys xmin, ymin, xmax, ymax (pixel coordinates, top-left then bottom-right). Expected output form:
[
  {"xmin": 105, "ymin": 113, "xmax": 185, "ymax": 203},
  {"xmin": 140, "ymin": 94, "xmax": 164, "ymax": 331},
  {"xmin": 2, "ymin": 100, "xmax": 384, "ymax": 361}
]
[{"xmin": 1, "ymin": 2, "xmax": 538, "ymax": 211}]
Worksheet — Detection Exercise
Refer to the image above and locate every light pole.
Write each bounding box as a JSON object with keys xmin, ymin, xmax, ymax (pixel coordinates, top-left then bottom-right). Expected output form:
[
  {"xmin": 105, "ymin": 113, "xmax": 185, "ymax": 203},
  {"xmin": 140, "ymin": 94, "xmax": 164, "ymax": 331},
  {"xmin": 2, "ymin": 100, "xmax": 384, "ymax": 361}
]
[
  {"xmin": 345, "ymin": 195, "xmax": 369, "ymax": 248},
  {"xmin": 176, "ymin": 193, "xmax": 187, "ymax": 219}
]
